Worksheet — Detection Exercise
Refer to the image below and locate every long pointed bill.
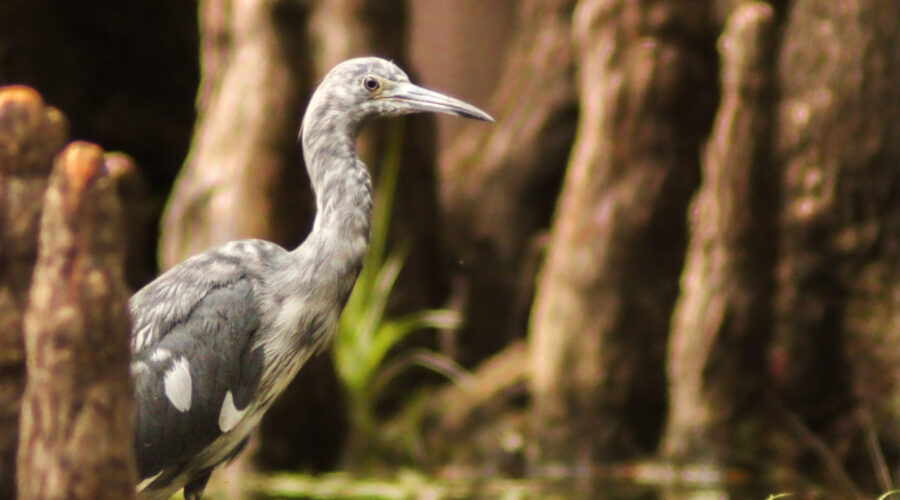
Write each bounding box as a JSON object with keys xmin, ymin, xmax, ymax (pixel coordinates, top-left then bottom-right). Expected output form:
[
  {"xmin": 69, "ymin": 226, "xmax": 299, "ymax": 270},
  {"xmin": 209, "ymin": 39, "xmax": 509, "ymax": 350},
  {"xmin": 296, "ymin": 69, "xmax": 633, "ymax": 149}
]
[{"xmin": 385, "ymin": 82, "xmax": 494, "ymax": 122}]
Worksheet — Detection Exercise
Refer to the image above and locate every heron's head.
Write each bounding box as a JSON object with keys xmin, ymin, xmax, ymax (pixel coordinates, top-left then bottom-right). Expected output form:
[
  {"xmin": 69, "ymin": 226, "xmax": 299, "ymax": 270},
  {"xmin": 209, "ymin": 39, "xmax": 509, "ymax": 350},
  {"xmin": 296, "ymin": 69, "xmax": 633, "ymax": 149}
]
[{"xmin": 303, "ymin": 57, "xmax": 493, "ymax": 139}]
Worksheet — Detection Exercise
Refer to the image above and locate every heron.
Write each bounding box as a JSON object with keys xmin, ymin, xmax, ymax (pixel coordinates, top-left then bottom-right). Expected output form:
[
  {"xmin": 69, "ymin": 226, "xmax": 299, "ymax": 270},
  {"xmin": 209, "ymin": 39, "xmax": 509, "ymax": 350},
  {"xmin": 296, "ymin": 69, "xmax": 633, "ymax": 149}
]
[{"xmin": 130, "ymin": 57, "xmax": 492, "ymax": 500}]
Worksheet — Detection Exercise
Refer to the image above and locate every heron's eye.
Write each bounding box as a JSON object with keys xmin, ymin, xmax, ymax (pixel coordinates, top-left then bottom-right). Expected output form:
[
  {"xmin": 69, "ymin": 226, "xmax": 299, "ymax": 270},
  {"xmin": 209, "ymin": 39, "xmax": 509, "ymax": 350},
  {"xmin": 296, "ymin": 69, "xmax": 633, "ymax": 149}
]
[{"xmin": 363, "ymin": 76, "xmax": 380, "ymax": 91}]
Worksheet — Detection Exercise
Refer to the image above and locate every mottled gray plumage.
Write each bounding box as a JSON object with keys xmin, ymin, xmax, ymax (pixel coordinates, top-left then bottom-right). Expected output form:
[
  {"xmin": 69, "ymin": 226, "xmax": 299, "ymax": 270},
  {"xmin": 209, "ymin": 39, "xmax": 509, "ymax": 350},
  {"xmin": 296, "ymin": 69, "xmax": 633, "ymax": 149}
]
[{"xmin": 131, "ymin": 57, "xmax": 492, "ymax": 500}]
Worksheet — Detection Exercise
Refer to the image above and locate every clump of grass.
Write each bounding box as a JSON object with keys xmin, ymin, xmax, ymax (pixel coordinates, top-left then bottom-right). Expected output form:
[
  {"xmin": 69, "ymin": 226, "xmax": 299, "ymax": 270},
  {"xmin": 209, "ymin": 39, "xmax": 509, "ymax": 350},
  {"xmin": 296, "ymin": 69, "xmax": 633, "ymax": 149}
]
[{"xmin": 332, "ymin": 123, "xmax": 464, "ymax": 459}]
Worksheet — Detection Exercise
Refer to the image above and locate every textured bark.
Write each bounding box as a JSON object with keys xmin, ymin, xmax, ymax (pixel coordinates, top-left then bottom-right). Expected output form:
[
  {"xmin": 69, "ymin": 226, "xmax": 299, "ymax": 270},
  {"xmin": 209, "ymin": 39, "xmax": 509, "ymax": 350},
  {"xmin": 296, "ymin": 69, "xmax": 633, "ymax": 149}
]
[
  {"xmin": 103, "ymin": 152, "xmax": 154, "ymax": 290},
  {"xmin": 528, "ymin": 0, "xmax": 716, "ymax": 464},
  {"xmin": 158, "ymin": 0, "xmax": 314, "ymax": 269},
  {"xmin": 770, "ymin": 0, "xmax": 900, "ymax": 491},
  {"xmin": 439, "ymin": 0, "xmax": 578, "ymax": 365},
  {"xmin": 0, "ymin": 86, "xmax": 67, "ymax": 499},
  {"xmin": 17, "ymin": 142, "xmax": 136, "ymax": 499},
  {"xmin": 662, "ymin": 2, "xmax": 776, "ymax": 462}
]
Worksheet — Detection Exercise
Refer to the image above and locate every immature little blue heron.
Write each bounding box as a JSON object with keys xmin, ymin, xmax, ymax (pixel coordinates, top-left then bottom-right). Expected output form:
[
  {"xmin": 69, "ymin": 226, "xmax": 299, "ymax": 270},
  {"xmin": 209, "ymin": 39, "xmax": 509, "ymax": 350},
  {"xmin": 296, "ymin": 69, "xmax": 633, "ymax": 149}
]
[{"xmin": 130, "ymin": 57, "xmax": 492, "ymax": 500}]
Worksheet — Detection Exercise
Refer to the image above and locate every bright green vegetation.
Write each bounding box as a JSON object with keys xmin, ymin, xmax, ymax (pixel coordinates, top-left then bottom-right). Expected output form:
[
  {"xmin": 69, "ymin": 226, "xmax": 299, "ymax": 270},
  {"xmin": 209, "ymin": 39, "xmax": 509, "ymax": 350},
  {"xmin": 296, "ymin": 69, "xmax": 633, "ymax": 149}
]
[{"xmin": 332, "ymin": 123, "xmax": 464, "ymax": 458}]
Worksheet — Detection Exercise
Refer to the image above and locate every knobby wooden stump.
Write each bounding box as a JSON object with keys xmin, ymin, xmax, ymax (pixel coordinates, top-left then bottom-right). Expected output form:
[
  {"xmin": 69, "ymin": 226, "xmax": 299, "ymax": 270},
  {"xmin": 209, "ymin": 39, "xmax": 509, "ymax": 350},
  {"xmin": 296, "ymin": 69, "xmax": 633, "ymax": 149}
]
[
  {"xmin": 662, "ymin": 1, "xmax": 776, "ymax": 462},
  {"xmin": 0, "ymin": 85, "xmax": 67, "ymax": 498},
  {"xmin": 529, "ymin": 0, "xmax": 717, "ymax": 465},
  {"xmin": 17, "ymin": 141, "xmax": 136, "ymax": 499},
  {"xmin": 439, "ymin": 0, "xmax": 578, "ymax": 365}
]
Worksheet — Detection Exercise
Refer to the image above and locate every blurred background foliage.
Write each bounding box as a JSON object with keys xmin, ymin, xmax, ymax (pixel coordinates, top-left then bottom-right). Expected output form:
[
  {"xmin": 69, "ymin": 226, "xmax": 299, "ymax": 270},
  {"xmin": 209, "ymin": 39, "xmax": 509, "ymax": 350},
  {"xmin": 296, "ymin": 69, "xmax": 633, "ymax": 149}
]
[{"xmin": 3, "ymin": 0, "xmax": 900, "ymax": 498}]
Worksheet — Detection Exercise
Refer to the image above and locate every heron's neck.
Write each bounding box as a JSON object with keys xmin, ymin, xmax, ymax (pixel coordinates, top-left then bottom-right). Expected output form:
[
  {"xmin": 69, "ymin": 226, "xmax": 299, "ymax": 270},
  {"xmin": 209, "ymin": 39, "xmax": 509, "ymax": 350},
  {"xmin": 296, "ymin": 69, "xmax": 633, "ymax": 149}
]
[{"xmin": 296, "ymin": 119, "xmax": 373, "ymax": 289}]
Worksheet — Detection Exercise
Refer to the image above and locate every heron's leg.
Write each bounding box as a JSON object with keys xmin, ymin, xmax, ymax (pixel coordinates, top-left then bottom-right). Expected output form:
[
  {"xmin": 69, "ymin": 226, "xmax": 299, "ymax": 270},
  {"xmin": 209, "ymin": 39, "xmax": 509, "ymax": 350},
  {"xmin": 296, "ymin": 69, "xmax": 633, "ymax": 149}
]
[
  {"xmin": 183, "ymin": 470, "xmax": 212, "ymax": 500},
  {"xmin": 224, "ymin": 436, "xmax": 251, "ymax": 463},
  {"xmin": 182, "ymin": 437, "xmax": 250, "ymax": 499}
]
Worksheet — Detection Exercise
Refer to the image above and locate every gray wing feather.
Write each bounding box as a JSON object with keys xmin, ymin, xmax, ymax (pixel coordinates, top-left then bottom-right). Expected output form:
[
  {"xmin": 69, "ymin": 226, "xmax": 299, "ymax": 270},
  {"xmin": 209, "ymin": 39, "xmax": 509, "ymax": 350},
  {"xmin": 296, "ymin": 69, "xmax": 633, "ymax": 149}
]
[{"xmin": 130, "ymin": 240, "xmax": 281, "ymax": 355}]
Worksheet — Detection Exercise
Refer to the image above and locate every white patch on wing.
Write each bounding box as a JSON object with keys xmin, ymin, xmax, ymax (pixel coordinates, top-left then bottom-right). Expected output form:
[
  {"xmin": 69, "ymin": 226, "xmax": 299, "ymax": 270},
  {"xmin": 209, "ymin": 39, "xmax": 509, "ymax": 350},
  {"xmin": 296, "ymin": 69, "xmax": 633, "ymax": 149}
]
[
  {"xmin": 150, "ymin": 348, "xmax": 171, "ymax": 363},
  {"xmin": 218, "ymin": 390, "xmax": 245, "ymax": 432},
  {"xmin": 137, "ymin": 469, "xmax": 163, "ymax": 491},
  {"xmin": 163, "ymin": 357, "xmax": 192, "ymax": 412}
]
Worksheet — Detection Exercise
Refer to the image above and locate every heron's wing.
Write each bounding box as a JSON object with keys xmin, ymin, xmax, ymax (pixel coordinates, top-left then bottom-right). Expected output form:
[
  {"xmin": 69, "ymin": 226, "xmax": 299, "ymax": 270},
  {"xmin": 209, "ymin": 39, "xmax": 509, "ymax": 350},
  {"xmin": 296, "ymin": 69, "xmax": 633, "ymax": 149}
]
[
  {"xmin": 128, "ymin": 240, "xmax": 282, "ymax": 484},
  {"xmin": 131, "ymin": 274, "xmax": 265, "ymax": 483},
  {"xmin": 129, "ymin": 240, "xmax": 280, "ymax": 355}
]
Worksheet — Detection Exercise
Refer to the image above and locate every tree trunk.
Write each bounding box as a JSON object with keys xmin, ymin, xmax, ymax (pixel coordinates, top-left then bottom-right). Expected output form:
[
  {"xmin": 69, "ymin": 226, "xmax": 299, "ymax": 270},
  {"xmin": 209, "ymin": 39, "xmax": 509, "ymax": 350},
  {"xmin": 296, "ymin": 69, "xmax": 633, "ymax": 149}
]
[
  {"xmin": 17, "ymin": 141, "xmax": 136, "ymax": 499},
  {"xmin": 439, "ymin": 0, "xmax": 579, "ymax": 365},
  {"xmin": 158, "ymin": 0, "xmax": 314, "ymax": 269},
  {"xmin": 0, "ymin": 86, "xmax": 67, "ymax": 499},
  {"xmin": 770, "ymin": 0, "xmax": 900, "ymax": 492},
  {"xmin": 528, "ymin": 0, "xmax": 717, "ymax": 465},
  {"xmin": 661, "ymin": 2, "xmax": 777, "ymax": 462}
]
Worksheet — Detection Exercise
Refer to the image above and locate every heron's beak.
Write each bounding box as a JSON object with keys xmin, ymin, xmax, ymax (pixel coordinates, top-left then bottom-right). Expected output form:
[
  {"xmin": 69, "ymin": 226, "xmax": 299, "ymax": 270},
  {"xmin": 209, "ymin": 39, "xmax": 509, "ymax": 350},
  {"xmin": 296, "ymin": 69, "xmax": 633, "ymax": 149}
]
[{"xmin": 384, "ymin": 82, "xmax": 494, "ymax": 123}]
